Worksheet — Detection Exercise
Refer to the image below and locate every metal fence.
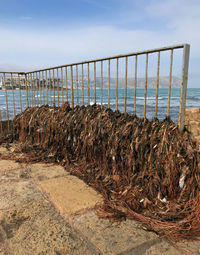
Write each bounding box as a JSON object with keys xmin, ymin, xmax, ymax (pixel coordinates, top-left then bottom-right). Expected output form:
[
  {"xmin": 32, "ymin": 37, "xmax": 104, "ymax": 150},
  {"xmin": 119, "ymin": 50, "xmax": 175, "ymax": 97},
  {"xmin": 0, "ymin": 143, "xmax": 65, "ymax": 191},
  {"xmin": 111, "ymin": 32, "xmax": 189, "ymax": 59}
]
[{"xmin": 0, "ymin": 44, "xmax": 190, "ymax": 135}]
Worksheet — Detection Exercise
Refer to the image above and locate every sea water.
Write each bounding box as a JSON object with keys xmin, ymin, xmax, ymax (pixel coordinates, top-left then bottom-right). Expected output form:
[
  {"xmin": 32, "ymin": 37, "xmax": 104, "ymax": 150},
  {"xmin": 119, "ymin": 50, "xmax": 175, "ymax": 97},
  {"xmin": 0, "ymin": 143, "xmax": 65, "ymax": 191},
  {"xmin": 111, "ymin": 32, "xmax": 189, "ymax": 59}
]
[{"xmin": 0, "ymin": 88, "xmax": 200, "ymax": 122}]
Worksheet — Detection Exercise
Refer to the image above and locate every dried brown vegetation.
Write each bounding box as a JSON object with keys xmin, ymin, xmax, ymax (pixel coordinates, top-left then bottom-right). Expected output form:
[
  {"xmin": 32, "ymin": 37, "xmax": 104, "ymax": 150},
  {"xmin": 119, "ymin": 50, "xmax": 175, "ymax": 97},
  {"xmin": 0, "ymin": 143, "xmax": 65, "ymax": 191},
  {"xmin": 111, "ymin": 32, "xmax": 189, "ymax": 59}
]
[{"xmin": 3, "ymin": 103, "xmax": 200, "ymax": 241}]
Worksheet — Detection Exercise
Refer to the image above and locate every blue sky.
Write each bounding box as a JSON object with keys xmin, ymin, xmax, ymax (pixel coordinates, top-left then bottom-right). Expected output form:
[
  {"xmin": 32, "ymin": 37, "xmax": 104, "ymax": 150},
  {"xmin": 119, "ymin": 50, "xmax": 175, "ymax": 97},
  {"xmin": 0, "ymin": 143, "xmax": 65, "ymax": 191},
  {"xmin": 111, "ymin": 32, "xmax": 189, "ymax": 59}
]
[{"xmin": 0, "ymin": 0, "xmax": 199, "ymax": 86}]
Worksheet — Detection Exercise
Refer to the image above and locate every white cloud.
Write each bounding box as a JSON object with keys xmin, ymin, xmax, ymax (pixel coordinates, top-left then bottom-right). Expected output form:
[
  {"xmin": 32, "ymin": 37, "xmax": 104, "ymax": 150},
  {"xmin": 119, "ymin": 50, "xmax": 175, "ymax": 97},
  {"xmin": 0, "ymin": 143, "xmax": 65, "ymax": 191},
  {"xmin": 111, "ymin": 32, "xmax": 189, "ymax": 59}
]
[
  {"xmin": 0, "ymin": 0, "xmax": 199, "ymax": 83},
  {"xmin": 0, "ymin": 26, "xmax": 182, "ymax": 70}
]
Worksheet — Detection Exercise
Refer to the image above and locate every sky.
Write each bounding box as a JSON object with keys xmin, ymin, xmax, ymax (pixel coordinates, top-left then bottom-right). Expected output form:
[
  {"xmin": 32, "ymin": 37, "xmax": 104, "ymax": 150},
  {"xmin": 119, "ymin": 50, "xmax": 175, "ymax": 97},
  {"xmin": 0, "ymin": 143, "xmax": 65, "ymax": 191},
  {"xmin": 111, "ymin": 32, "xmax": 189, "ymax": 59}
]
[{"xmin": 0, "ymin": 0, "xmax": 199, "ymax": 87}]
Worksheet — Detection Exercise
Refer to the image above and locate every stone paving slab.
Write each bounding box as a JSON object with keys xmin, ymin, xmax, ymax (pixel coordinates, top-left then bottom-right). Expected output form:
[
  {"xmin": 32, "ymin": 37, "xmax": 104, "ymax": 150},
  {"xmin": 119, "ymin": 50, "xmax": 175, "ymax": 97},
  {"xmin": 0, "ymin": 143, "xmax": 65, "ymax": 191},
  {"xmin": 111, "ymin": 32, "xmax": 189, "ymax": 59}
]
[
  {"xmin": 0, "ymin": 180, "xmax": 44, "ymax": 210},
  {"xmin": 0, "ymin": 155, "xmax": 200, "ymax": 255},
  {"xmin": 0, "ymin": 160, "xmax": 21, "ymax": 173},
  {"xmin": 0, "ymin": 200, "xmax": 96, "ymax": 255},
  {"xmin": 73, "ymin": 211, "xmax": 181, "ymax": 255},
  {"xmin": 120, "ymin": 238, "xmax": 181, "ymax": 255},
  {"xmin": 39, "ymin": 176, "xmax": 103, "ymax": 215},
  {"xmin": 29, "ymin": 163, "xmax": 69, "ymax": 181}
]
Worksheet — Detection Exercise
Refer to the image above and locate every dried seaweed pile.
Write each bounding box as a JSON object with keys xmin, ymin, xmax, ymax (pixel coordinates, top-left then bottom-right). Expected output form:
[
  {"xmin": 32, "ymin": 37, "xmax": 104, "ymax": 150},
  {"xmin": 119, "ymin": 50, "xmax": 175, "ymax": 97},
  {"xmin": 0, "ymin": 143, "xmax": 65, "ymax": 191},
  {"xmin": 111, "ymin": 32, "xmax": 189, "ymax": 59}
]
[{"xmin": 10, "ymin": 103, "xmax": 200, "ymax": 240}]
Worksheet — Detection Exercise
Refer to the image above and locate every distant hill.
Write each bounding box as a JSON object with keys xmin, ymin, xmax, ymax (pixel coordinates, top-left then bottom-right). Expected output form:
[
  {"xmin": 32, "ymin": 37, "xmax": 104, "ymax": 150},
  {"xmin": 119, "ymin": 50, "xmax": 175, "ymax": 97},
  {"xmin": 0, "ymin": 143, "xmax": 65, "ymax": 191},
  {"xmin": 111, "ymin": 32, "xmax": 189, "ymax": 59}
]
[{"xmin": 94, "ymin": 76, "xmax": 180, "ymax": 89}]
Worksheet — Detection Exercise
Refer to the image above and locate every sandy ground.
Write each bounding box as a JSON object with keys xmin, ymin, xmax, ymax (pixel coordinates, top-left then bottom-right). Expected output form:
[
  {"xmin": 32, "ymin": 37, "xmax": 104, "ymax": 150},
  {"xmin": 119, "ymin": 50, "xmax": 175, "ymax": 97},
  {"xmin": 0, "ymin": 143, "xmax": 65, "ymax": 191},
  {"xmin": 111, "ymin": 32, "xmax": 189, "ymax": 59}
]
[{"xmin": 0, "ymin": 144, "xmax": 200, "ymax": 255}]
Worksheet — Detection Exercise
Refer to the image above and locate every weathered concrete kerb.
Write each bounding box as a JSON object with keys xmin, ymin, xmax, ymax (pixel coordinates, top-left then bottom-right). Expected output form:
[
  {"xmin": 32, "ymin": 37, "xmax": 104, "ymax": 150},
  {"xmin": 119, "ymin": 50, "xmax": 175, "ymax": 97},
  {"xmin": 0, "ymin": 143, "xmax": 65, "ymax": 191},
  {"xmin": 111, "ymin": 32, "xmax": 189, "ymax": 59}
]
[{"xmin": 0, "ymin": 145, "xmax": 200, "ymax": 254}]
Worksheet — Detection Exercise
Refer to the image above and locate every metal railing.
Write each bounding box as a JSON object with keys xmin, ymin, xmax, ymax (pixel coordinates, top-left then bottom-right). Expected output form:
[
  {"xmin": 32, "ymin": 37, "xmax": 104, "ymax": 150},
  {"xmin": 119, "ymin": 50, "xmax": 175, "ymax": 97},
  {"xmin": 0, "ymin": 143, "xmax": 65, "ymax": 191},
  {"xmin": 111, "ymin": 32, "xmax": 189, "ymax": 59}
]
[{"xmin": 0, "ymin": 44, "xmax": 190, "ymax": 135}]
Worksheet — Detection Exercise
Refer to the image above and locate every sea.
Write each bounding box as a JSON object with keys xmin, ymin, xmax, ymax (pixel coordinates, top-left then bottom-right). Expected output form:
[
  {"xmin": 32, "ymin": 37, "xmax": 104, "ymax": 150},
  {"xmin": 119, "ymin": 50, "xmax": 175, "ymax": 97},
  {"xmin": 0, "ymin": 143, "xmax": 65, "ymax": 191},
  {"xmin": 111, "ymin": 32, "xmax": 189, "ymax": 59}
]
[{"xmin": 0, "ymin": 88, "xmax": 200, "ymax": 122}]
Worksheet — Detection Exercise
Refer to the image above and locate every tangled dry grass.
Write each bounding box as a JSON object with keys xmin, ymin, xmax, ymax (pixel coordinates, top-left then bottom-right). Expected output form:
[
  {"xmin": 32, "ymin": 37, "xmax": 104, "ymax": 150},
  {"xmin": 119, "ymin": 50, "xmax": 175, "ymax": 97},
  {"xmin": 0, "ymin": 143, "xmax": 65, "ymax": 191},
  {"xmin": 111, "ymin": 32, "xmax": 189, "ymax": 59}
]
[{"xmin": 2, "ymin": 102, "xmax": 200, "ymax": 241}]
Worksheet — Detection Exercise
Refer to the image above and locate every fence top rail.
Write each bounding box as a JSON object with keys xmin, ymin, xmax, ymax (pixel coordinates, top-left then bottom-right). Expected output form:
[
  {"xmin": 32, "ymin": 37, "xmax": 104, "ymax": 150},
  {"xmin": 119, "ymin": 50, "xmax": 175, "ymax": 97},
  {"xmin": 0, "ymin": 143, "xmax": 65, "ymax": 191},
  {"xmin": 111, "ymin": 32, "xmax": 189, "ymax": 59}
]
[
  {"xmin": 25, "ymin": 44, "xmax": 187, "ymax": 74},
  {"xmin": 0, "ymin": 72, "xmax": 25, "ymax": 75}
]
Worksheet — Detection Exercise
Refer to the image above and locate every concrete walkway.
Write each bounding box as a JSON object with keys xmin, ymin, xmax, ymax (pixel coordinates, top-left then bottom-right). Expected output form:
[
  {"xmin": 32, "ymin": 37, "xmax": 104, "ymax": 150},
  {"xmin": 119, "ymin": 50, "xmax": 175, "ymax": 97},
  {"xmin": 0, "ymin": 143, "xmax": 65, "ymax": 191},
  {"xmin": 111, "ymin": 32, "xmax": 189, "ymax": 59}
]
[{"xmin": 0, "ymin": 146, "xmax": 199, "ymax": 255}]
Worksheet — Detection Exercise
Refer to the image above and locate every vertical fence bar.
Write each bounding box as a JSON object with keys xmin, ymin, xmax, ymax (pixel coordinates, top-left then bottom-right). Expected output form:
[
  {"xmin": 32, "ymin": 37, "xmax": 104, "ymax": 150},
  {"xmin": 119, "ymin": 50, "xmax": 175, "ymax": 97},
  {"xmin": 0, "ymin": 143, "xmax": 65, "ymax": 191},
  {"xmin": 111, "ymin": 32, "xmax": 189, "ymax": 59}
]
[
  {"xmin": 39, "ymin": 72, "xmax": 42, "ymax": 106},
  {"xmin": 94, "ymin": 62, "xmax": 96, "ymax": 105},
  {"xmin": 25, "ymin": 73, "xmax": 29, "ymax": 108},
  {"xmin": 4, "ymin": 74, "xmax": 10, "ymax": 132},
  {"xmin": 0, "ymin": 111, "xmax": 2, "ymax": 135},
  {"xmin": 116, "ymin": 58, "xmax": 119, "ymax": 111},
  {"xmin": 28, "ymin": 73, "xmax": 30, "ymax": 106},
  {"xmin": 11, "ymin": 73, "xmax": 16, "ymax": 118},
  {"xmin": 124, "ymin": 57, "xmax": 128, "ymax": 113},
  {"xmin": 76, "ymin": 65, "xmax": 79, "ymax": 105},
  {"xmin": 57, "ymin": 68, "xmax": 59, "ymax": 107},
  {"xmin": 155, "ymin": 52, "xmax": 160, "ymax": 119},
  {"xmin": 35, "ymin": 72, "xmax": 38, "ymax": 106},
  {"xmin": 52, "ymin": 69, "xmax": 55, "ymax": 106},
  {"xmin": 87, "ymin": 63, "xmax": 90, "ymax": 105},
  {"xmin": 18, "ymin": 74, "xmax": 23, "ymax": 112},
  {"xmin": 71, "ymin": 66, "xmax": 74, "ymax": 108},
  {"xmin": 65, "ymin": 67, "xmax": 68, "ymax": 102},
  {"xmin": 101, "ymin": 61, "xmax": 103, "ymax": 107},
  {"xmin": 82, "ymin": 64, "xmax": 84, "ymax": 105},
  {"xmin": 144, "ymin": 54, "xmax": 148, "ymax": 119},
  {"xmin": 45, "ymin": 70, "xmax": 48, "ymax": 105},
  {"xmin": 33, "ymin": 73, "xmax": 36, "ymax": 106},
  {"xmin": 30, "ymin": 73, "xmax": 34, "ymax": 107},
  {"xmin": 29, "ymin": 73, "xmax": 32, "ymax": 107},
  {"xmin": 61, "ymin": 68, "xmax": 64, "ymax": 105},
  {"xmin": 27, "ymin": 73, "xmax": 30, "ymax": 106},
  {"xmin": 167, "ymin": 50, "xmax": 173, "ymax": 118},
  {"xmin": 178, "ymin": 44, "xmax": 190, "ymax": 132},
  {"xmin": 29, "ymin": 73, "xmax": 32, "ymax": 106},
  {"xmin": 42, "ymin": 71, "xmax": 45, "ymax": 104},
  {"xmin": 49, "ymin": 70, "xmax": 52, "ymax": 105},
  {"xmin": 134, "ymin": 55, "xmax": 137, "ymax": 115},
  {"xmin": 108, "ymin": 59, "xmax": 110, "ymax": 108},
  {"xmin": 27, "ymin": 73, "xmax": 29, "ymax": 106}
]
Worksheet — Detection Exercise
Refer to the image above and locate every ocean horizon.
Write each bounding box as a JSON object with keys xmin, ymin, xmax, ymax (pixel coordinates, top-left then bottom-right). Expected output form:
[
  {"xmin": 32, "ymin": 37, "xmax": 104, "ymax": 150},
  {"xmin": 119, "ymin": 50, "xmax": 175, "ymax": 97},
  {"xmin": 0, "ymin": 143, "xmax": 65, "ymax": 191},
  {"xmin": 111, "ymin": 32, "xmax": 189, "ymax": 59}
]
[{"xmin": 0, "ymin": 88, "xmax": 200, "ymax": 122}]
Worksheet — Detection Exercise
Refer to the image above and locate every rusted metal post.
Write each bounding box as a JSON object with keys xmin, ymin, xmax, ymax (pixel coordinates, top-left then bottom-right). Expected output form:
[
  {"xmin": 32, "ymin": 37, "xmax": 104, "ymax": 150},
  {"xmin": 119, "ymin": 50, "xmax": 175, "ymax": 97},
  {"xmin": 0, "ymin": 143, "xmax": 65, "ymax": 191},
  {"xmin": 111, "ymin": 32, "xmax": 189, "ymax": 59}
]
[
  {"xmin": 36, "ymin": 72, "xmax": 38, "ymax": 106},
  {"xmin": 27, "ymin": 73, "xmax": 30, "ymax": 106},
  {"xmin": 11, "ymin": 73, "xmax": 16, "ymax": 117},
  {"xmin": 87, "ymin": 63, "xmax": 90, "ymax": 105},
  {"xmin": 30, "ymin": 73, "xmax": 34, "ymax": 107},
  {"xmin": 0, "ymin": 111, "xmax": 2, "ymax": 136},
  {"xmin": 70, "ymin": 66, "xmax": 74, "ymax": 108},
  {"xmin": 155, "ymin": 52, "xmax": 160, "ymax": 118},
  {"xmin": 76, "ymin": 65, "xmax": 79, "ymax": 105},
  {"xmin": 94, "ymin": 62, "xmax": 96, "ymax": 105},
  {"xmin": 178, "ymin": 44, "xmax": 190, "ymax": 133},
  {"xmin": 42, "ymin": 71, "xmax": 45, "ymax": 105},
  {"xmin": 108, "ymin": 59, "xmax": 110, "ymax": 108},
  {"xmin": 61, "ymin": 67, "xmax": 64, "ymax": 105},
  {"xmin": 124, "ymin": 57, "xmax": 128, "ymax": 113},
  {"xmin": 57, "ymin": 68, "xmax": 59, "ymax": 107},
  {"xmin": 3, "ymin": 74, "xmax": 10, "ymax": 132},
  {"xmin": 101, "ymin": 61, "xmax": 103, "ymax": 107},
  {"xmin": 144, "ymin": 54, "xmax": 148, "ymax": 118},
  {"xmin": 116, "ymin": 58, "xmax": 119, "ymax": 111},
  {"xmin": 65, "ymin": 67, "xmax": 68, "ymax": 102},
  {"xmin": 18, "ymin": 74, "xmax": 23, "ymax": 111},
  {"xmin": 33, "ymin": 72, "xmax": 36, "ymax": 106},
  {"xmin": 39, "ymin": 72, "xmax": 41, "ymax": 106},
  {"xmin": 52, "ymin": 69, "xmax": 55, "ymax": 106},
  {"xmin": 25, "ymin": 73, "xmax": 29, "ymax": 108},
  {"xmin": 167, "ymin": 50, "xmax": 173, "ymax": 117},
  {"xmin": 45, "ymin": 70, "xmax": 48, "ymax": 105},
  {"xmin": 49, "ymin": 70, "xmax": 52, "ymax": 105},
  {"xmin": 82, "ymin": 64, "xmax": 84, "ymax": 105},
  {"xmin": 134, "ymin": 55, "xmax": 137, "ymax": 115}
]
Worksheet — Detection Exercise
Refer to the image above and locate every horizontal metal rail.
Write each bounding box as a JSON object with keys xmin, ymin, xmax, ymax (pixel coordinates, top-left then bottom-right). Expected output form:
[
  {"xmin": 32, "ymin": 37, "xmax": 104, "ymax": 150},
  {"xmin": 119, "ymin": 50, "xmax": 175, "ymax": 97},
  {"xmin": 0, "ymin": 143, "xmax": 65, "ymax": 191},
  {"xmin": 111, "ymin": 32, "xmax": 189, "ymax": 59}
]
[
  {"xmin": 25, "ymin": 44, "xmax": 186, "ymax": 73},
  {"xmin": 0, "ymin": 44, "xmax": 190, "ymax": 135}
]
